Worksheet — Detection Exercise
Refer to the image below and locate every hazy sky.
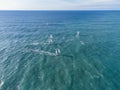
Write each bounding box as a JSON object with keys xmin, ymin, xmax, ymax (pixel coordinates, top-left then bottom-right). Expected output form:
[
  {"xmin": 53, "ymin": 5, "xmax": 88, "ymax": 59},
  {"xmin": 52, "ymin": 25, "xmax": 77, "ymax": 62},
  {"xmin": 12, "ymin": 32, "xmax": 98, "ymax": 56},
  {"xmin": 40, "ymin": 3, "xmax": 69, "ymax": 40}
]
[{"xmin": 0, "ymin": 0, "xmax": 120, "ymax": 10}]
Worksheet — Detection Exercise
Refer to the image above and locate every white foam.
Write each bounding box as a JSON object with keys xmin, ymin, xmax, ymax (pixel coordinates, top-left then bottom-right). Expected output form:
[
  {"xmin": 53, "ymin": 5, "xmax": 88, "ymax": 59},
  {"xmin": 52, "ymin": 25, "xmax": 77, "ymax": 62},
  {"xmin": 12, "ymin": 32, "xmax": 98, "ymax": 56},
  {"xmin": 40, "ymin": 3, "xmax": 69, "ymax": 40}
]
[
  {"xmin": 39, "ymin": 50, "xmax": 57, "ymax": 56},
  {"xmin": 31, "ymin": 49, "xmax": 61, "ymax": 56},
  {"xmin": 32, "ymin": 42, "xmax": 39, "ymax": 45},
  {"xmin": 31, "ymin": 49, "xmax": 39, "ymax": 53},
  {"xmin": 0, "ymin": 80, "xmax": 4, "ymax": 89},
  {"xmin": 80, "ymin": 41, "xmax": 85, "ymax": 45}
]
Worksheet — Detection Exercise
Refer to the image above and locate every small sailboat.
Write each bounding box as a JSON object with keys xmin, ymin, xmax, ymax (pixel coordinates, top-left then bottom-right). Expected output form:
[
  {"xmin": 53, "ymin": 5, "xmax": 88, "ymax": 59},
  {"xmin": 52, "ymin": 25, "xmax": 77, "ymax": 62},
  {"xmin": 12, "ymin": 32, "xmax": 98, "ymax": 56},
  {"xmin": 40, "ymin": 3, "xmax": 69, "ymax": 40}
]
[
  {"xmin": 76, "ymin": 31, "xmax": 80, "ymax": 38},
  {"xmin": 48, "ymin": 34, "xmax": 53, "ymax": 44},
  {"xmin": 55, "ymin": 48, "xmax": 61, "ymax": 55}
]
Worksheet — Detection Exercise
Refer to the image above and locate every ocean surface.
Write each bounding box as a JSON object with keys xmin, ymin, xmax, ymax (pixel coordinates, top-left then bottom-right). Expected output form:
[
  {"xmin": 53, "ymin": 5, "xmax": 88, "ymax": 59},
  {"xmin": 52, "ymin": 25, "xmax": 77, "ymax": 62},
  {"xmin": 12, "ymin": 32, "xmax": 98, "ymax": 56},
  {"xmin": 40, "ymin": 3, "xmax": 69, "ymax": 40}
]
[{"xmin": 0, "ymin": 11, "xmax": 120, "ymax": 90}]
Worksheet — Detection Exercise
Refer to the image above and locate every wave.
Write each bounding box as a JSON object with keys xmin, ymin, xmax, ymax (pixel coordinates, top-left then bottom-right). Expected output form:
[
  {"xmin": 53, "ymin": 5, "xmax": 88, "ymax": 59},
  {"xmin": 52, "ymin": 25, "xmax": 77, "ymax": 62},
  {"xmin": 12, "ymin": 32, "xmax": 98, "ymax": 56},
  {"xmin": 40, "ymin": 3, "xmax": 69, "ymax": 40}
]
[
  {"xmin": 32, "ymin": 49, "xmax": 57, "ymax": 56},
  {"xmin": 31, "ymin": 42, "xmax": 39, "ymax": 45},
  {"xmin": 45, "ymin": 23, "xmax": 64, "ymax": 26},
  {"xmin": 24, "ymin": 48, "xmax": 75, "ymax": 59},
  {"xmin": 80, "ymin": 41, "xmax": 85, "ymax": 45},
  {"xmin": 25, "ymin": 48, "xmax": 61, "ymax": 56}
]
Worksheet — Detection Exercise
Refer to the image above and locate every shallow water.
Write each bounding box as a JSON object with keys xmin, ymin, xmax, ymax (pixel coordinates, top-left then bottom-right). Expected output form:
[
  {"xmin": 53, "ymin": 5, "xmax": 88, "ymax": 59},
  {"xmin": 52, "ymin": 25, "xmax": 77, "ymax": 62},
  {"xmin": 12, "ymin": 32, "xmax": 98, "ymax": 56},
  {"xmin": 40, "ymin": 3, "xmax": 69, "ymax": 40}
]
[{"xmin": 0, "ymin": 11, "xmax": 120, "ymax": 90}]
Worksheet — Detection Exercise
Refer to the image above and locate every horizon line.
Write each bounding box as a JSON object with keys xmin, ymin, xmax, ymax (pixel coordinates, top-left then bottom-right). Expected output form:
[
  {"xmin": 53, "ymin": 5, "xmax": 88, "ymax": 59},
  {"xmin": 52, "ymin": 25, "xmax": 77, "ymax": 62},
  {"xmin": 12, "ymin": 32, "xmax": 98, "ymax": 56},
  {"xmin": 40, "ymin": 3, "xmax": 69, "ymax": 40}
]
[{"xmin": 0, "ymin": 9, "xmax": 120, "ymax": 11}]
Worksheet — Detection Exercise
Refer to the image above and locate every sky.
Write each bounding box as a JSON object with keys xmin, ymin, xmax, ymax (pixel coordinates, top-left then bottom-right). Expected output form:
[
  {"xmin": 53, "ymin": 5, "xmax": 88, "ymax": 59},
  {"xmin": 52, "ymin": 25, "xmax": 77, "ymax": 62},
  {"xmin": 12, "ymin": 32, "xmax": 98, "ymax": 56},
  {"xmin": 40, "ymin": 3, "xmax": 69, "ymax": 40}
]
[{"xmin": 0, "ymin": 0, "xmax": 120, "ymax": 10}]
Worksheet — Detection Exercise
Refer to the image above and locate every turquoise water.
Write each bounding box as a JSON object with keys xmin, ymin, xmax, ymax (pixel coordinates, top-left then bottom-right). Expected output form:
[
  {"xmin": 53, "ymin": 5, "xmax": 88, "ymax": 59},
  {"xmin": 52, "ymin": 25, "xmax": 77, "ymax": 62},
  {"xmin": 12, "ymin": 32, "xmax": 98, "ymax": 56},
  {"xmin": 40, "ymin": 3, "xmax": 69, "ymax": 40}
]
[{"xmin": 0, "ymin": 11, "xmax": 120, "ymax": 90}]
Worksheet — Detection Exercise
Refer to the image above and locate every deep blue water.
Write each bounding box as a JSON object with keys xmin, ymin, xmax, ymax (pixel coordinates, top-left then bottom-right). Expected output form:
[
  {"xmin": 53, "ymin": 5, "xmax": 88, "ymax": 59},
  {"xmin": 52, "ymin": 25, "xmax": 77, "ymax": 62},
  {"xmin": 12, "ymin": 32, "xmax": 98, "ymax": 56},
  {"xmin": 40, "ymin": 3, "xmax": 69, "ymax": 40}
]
[{"xmin": 0, "ymin": 11, "xmax": 120, "ymax": 90}]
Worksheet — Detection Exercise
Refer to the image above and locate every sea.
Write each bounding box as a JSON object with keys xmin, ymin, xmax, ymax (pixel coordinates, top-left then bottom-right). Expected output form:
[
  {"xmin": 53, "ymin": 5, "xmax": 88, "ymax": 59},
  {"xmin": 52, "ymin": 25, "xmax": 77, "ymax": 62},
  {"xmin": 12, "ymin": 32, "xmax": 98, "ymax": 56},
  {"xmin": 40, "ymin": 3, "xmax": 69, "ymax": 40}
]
[{"xmin": 0, "ymin": 11, "xmax": 120, "ymax": 90}]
